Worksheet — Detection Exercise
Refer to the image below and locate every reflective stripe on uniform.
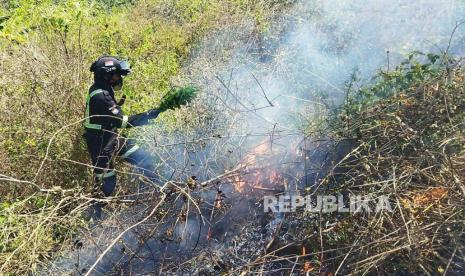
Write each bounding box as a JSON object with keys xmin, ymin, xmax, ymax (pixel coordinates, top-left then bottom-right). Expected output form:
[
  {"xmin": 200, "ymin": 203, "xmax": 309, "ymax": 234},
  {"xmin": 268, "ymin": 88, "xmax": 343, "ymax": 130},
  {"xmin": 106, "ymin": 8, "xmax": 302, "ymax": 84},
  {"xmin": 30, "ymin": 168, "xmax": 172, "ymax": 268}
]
[
  {"xmin": 121, "ymin": 115, "xmax": 128, "ymax": 128},
  {"xmin": 95, "ymin": 170, "xmax": 116, "ymax": 179},
  {"xmin": 84, "ymin": 89, "xmax": 104, "ymax": 130},
  {"xmin": 121, "ymin": 144, "xmax": 140, "ymax": 159}
]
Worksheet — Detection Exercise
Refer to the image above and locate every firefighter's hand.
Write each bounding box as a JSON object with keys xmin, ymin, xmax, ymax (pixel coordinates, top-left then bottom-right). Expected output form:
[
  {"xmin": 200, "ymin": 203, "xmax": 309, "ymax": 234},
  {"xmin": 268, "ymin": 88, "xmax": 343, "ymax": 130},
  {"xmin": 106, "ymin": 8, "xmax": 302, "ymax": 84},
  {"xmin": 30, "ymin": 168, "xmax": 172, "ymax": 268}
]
[
  {"xmin": 157, "ymin": 103, "xmax": 169, "ymax": 113},
  {"xmin": 117, "ymin": 95, "xmax": 126, "ymax": 106},
  {"xmin": 146, "ymin": 109, "xmax": 160, "ymax": 119},
  {"xmin": 128, "ymin": 109, "xmax": 160, "ymax": 127}
]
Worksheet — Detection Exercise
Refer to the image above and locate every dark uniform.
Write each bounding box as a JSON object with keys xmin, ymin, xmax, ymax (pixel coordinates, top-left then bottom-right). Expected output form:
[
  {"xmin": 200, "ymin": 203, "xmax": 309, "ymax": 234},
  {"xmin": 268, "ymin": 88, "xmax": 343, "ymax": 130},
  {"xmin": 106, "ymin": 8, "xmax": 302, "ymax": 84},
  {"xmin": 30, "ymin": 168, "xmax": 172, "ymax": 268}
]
[{"xmin": 85, "ymin": 56, "xmax": 160, "ymax": 197}]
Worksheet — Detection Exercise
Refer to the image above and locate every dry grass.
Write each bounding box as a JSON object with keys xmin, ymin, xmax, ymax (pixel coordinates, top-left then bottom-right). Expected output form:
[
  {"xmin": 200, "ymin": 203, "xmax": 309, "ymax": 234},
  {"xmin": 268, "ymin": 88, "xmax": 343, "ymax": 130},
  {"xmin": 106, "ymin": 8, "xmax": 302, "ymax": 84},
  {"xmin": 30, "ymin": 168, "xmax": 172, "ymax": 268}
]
[{"xmin": 304, "ymin": 67, "xmax": 465, "ymax": 274}]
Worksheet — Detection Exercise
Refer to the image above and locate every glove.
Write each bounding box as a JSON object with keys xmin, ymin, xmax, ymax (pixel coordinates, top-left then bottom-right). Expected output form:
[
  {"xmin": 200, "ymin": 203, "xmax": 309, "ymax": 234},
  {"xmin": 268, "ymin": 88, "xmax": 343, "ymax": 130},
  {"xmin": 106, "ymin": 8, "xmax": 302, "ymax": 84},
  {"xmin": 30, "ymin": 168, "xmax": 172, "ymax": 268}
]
[
  {"xmin": 117, "ymin": 95, "xmax": 126, "ymax": 106},
  {"xmin": 128, "ymin": 109, "xmax": 160, "ymax": 127},
  {"xmin": 146, "ymin": 109, "xmax": 160, "ymax": 119}
]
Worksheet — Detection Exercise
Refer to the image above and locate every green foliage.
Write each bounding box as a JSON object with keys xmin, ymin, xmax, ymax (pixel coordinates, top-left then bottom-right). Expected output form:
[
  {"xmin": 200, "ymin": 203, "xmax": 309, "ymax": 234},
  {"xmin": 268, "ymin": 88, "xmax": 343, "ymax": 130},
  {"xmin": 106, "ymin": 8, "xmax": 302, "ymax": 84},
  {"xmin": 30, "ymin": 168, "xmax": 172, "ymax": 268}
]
[
  {"xmin": 0, "ymin": 0, "xmax": 284, "ymax": 186},
  {"xmin": 331, "ymin": 51, "xmax": 451, "ymax": 138},
  {"xmin": 344, "ymin": 52, "xmax": 447, "ymax": 115},
  {"xmin": 0, "ymin": 1, "xmax": 287, "ymax": 274},
  {"xmin": 158, "ymin": 86, "xmax": 198, "ymax": 112},
  {"xmin": 174, "ymin": 0, "xmax": 218, "ymax": 22},
  {"xmin": 0, "ymin": 195, "xmax": 84, "ymax": 273},
  {"xmin": 0, "ymin": 0, "xmax": 241, "ymax": 190}
]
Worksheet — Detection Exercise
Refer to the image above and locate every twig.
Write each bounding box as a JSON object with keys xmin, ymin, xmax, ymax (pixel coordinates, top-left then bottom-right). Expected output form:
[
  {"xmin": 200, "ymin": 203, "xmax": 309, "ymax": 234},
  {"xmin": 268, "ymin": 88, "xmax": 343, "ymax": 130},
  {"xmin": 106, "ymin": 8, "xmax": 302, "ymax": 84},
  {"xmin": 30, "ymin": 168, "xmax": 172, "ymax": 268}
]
[
  {"xmin": 443, "ymin": 245, "xmax": 457, "ymax": 276},
  {"xmin": 251, "ymin": 73, "xmax": 274, "ymax": 106},
  {"xmin": 200, "ymin": 165, "xmax": 246, "ymax": 187},
  {"xmin": 386, "ymin": 50, "xmax": 390, "ymax": 71},
  {"xmin": 270, "ymin": 123, "xmax": 277, "ymax": 152},
  {"xmin": 444, "ymin": 20, "xmax": 465, "ymax": 61},
  {"xmin": 216, "ymin": 75, "xmax": 291, "ymax": 130}
]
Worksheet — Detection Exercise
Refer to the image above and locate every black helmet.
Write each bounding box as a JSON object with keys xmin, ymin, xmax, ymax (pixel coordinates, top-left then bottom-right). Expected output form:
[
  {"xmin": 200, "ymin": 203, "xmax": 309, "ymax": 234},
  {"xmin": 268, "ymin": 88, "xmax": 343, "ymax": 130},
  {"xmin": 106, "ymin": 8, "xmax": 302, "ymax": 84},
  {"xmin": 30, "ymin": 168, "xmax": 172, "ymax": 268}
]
[{"xmin": 90, "ymin": 56, "xmax": 131, "ymax": 77}]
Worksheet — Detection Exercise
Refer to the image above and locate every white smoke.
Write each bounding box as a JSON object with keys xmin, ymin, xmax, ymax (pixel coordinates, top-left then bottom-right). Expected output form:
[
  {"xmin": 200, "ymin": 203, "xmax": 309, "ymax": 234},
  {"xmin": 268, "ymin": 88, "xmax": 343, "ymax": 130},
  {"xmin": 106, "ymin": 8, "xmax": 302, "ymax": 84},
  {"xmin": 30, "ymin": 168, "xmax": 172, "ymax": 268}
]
[{"xmin": 194, "ymin": 0, "xmax": 465, "ymax": 138}]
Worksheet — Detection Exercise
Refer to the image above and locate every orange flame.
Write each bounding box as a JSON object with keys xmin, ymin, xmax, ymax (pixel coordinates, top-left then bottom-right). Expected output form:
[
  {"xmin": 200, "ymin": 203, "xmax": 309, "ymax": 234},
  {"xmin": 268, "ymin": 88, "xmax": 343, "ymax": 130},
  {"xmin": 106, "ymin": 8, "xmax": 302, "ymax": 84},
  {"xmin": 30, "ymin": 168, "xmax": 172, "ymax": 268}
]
[
  {"xmin": 243, "ymin": 142, "xmax": 270, "ymax": 166},
  {"xmin": 230, "ymin": 139, "xmax": 289, "ymax": 193}
]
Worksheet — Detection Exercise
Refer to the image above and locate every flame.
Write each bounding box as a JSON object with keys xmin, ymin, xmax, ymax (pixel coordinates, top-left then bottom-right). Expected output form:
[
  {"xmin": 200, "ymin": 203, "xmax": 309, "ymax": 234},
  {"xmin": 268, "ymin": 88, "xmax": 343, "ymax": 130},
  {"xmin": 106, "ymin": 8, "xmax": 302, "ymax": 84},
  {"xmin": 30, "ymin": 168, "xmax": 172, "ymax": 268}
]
[
  {"xmin": 253, "ymin": 170, "xmax": 263, "ymax": 187},
  {"xmin": 232, "ymin": 174, "xmax": 247, "ymax": 193},
  {"xmin": 230, "ymin": 139, "xmax": 287, "ymax": 193},
  {"xmin": 206, "ymin": 227, "xmax": 212, "ymax": 241},
  {"xmin": 303, "ymin": 261, "xmax": 314, "ymax": 272},
  {"xmin": 270, "ymin": 170, "xmax": 282, "ymax": 183},
  {"xmin": 233, "ymin": 168, "xmax": 285, "ymax": 192},
  {"xmin": 243, "ymin": 142, "xmax": 270, "ymax": 166},
  {"xmin": 231, "ymin": 140, "xmax": 271, "ymax": 193}
]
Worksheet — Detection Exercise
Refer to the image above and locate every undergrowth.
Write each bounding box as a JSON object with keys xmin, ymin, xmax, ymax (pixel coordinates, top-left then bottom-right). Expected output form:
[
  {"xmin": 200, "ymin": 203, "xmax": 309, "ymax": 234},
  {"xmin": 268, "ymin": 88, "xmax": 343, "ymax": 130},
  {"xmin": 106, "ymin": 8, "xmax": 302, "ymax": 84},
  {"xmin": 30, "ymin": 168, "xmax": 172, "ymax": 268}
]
[{"xmin": 304, "ymin": 54, "xmax": 465, "ymax": 274}]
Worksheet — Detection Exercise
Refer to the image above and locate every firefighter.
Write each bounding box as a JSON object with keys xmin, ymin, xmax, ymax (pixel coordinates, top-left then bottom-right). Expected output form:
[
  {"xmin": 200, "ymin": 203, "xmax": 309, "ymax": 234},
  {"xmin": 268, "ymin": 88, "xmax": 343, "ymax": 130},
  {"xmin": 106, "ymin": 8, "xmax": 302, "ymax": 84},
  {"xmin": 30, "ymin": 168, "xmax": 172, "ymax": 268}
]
[{"xmin": 85, "ymin": 56, "xmax": 166, "ymax": 201}]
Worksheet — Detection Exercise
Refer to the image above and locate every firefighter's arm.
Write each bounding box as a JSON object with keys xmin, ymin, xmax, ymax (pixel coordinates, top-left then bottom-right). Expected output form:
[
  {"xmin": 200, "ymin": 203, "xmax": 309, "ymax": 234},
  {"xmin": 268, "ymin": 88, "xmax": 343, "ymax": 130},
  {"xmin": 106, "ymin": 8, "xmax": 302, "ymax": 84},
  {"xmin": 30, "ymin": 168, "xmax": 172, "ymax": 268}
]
[
  {"xmin": 126, "ymin": 109, "xmax": 160, "ymax": 127},
  {"xmin": 93, "ymin": 91, "xmax": 161, "ymax": 128}
]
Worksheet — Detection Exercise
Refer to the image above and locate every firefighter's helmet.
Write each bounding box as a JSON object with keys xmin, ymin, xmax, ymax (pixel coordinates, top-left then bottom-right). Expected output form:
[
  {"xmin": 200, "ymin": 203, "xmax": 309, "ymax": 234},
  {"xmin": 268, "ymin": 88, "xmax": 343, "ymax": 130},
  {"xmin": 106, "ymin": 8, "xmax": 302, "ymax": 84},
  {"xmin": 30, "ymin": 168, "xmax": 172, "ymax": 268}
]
[{"xmin": 90, "ymin": 56, "xmax": 131, "ymax": 77}]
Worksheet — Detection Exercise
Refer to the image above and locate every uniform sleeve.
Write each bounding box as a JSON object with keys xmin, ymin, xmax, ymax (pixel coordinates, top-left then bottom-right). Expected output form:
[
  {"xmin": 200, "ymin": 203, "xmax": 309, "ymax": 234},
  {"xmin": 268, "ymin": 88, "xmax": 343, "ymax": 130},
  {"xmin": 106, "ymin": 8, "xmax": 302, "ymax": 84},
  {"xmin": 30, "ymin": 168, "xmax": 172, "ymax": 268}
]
[{"xmin": 90, "ymin": 91, "xmax": 160, "ymax": 129}]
